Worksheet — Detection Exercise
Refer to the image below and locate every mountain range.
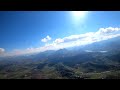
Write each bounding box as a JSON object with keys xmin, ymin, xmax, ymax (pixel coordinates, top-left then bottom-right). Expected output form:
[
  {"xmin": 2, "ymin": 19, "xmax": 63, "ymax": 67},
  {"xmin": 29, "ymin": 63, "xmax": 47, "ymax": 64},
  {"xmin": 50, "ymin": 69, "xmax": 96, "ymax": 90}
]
[{"xmin": 0, "ymin": 36, "xmax": 120, "ymax": 79}]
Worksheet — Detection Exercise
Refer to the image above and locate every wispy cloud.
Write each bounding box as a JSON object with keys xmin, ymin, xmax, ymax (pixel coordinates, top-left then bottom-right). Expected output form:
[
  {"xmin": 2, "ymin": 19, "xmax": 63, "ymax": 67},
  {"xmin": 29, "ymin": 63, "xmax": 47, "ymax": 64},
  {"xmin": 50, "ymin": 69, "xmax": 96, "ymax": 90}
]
[
  {"xmin": 1, "ymin": 27, "xmax": 120, "ymax": 57},
  {"xmin": 41, "ymin": 35, "xmax": 52, "ymax": 42}
]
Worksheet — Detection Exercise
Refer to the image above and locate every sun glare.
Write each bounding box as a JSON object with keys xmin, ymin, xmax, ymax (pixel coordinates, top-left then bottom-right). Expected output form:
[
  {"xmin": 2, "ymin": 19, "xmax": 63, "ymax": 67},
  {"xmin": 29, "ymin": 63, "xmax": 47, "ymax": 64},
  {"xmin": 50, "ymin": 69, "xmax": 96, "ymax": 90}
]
[
  {"xmin": 71, "ymin": 11, "xmax": 87, "ymax": 18},
  {"xmin": 70, "ymin": 11, "xmax": 88, "ymax": 25}
]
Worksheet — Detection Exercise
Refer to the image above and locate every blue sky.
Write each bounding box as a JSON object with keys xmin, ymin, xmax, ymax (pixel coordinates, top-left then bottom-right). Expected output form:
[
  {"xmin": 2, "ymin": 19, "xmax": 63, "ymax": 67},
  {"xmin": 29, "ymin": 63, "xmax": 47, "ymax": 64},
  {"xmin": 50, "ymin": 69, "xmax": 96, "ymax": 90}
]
[{"xmin": 0, "ymin": 11, "xmax": 120, "ymax": 56}]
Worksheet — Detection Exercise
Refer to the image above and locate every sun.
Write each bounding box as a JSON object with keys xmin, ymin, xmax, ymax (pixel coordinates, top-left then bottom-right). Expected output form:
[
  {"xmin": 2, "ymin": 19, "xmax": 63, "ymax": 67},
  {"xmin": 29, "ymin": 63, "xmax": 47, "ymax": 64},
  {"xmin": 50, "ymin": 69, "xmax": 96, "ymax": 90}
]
[
  {"xmin": 70, "ymin": 11, "xmax": 88, "ymax": 25},
  {"xmin": 71, "ymin": 11, "xmax": 87, "ymax": 18}
]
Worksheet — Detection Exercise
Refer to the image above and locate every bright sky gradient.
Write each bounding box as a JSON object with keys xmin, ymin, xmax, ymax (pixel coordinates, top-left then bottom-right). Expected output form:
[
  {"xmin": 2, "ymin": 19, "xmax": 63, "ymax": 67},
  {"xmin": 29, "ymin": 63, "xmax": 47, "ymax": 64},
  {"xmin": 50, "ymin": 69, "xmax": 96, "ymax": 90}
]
[{"xmin": 0, "ymin": 11, "xmax": 120, "ymax": 56}]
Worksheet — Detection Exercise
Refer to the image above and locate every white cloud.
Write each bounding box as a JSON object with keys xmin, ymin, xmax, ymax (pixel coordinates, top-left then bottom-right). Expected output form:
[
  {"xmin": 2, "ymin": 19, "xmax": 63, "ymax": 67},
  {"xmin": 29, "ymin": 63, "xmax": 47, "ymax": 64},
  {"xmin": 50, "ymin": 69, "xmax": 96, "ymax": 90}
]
[
  {"xmin": 54, "ymin": 38, "xmax": 64, "ymax": 44},
  {"xmin": 0, "ymin": 48, "xmax": 5, "ymax": 54},
  {"xmin": 96, "ymin": 27, "xmax": 120, "ymax": 35},
  {"xmin": 1, "ymin": 27, "xmax": 120, "ymax": 57},
  {"xmin": 41, "ymin": 35, "xmax": 52, "ymax": 42},
  {"xmin": 52, "ymin": 27, "xmax": 120, "ymax": 46}
]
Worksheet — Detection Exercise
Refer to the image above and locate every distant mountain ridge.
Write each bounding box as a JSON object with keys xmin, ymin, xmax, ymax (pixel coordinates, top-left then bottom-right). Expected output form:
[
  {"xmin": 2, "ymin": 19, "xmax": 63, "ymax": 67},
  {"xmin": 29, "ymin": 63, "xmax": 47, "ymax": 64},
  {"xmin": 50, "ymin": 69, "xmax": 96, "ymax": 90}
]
[{"xmin": 0, "ymin": 36, "xmax": 120, "ymax": 62}]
